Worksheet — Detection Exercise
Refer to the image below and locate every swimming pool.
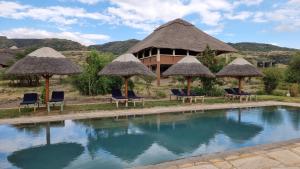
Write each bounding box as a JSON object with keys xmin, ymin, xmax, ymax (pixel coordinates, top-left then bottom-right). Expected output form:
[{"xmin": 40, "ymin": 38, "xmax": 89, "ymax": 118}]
[{"xmin": 1, "ymin": 106, "xmax": 300, "ymax": 169}]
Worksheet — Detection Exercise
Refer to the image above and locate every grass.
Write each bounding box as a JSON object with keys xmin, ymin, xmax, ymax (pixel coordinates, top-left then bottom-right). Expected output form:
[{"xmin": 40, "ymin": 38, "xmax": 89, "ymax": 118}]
[{"xmin": 0, "ymin": 97, "xmax": 229, "ymax": 119}]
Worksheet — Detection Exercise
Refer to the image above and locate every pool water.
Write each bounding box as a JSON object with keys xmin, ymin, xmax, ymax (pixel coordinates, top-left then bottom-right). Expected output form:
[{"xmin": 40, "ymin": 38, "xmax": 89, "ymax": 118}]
[{"xmin": 1, "ymin": 106, "xmax": 300, "ymax": 169}]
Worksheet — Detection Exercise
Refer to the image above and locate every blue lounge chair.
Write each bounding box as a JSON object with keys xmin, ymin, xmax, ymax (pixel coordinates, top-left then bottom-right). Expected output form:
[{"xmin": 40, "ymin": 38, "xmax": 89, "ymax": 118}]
[
  {"xmin": 19, "ymin": 93, "xmax": 39, "ymax": 112},
  {"xmin": 232, "ymin": 88, "xmax": 256, "ymax": 101},
  {"xmin": 47, "ymin": 91, "xmax": 65, "ymax": 112},
  {"xmin": 128, "ymin": 90, "xmax": 144, "ymax": 107},
  {"xmin": 182, "ymin": 89, "xmax": 205, "ymax": 103},
  {"xmin": 170, "ymin": 89, "xmax": 192, "ymax": 103},
  {"xmin": 111, "ymin": 89, "xmax": 128, "ymax": 108}
]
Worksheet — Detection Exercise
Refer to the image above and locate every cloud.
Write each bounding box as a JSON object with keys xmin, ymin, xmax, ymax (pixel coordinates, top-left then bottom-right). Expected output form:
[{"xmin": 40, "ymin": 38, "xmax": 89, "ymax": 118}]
[
  {"xmin": 252, "ymin": 0, "xmax": 300, "ymax": 32},
  {"xmin": 233, "ymin": 0, "xmax": 263, "ymax": 6},
  {"xmin": 225, "ymin": 11, "xmax": 252, "ymax": 20},
  {"xmin": 0, "ymin": 28, "xmax": 110, "ymax": 45},
  {"xmin": 106, "ymin": 0, "xmax": 234, "ymax": 31},
  {"xmin": 0, "ymin": 1, "xmax": 110, "ymax": 26},
  {"xmin": 77, "ymin": 0, "xmax": 102, "ymax": 5}
]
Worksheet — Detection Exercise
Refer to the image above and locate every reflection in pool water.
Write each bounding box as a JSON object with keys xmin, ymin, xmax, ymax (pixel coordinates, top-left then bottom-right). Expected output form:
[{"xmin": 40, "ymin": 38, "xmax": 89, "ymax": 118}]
[{"xmin": 0, "ymin": 106, "xmax": 300, "ymax": 169}]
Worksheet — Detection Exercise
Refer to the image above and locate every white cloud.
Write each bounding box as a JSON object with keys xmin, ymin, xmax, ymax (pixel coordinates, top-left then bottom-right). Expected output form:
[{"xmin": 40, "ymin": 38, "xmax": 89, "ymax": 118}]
[
  {"xmin": 225, "ymin": 11, "xmax": 252, "ymax": 20},
  {"xmin": 77, "ymin": 0, "xmax": 102, "ymax": 5},
  {"xmin": 252, "ymin": 0, "xmax": 300, "ymax": 32},
  {"xmin": 204, "ymin": 24, "xmax": 224, "ymax": 35},
  {"xmin": 106, "ymin": 0, "xmax": 234, "ymax": 31},
  {"xmin": 0, "ymin": 28, "xmax": 110, "ymax": 45},
  {"xmin": 0, "ymin": 1, "xmax": 110, "ymax": 26},
  {"xmin": 233, "ymin": 0, "xmax": 263, "ymax": 6}
]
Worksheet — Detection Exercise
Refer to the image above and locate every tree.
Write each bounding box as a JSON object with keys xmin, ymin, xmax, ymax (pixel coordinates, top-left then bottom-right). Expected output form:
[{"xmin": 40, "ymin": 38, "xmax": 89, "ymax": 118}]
[
  {"xmin": 72, "ymin": 51, "xmax": 123, "ymax": 95},
  {"xmin": 263, "ymin": 68, "xmax": 283, "ymax": 94},
  {"xmin": 197, "ymin": 46, "xmax": 224, "ymax": 94},
  {"xmin": 285, "ymin": 52, "xmax": 300, "ymax": 83}
]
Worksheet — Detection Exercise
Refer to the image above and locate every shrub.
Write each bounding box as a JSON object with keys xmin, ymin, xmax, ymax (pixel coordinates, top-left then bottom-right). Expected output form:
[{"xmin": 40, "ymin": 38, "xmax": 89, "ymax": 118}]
[
  {"xmin": 285, "ymin": 52, "xmax": 300, "ymax": 83},
  {"xmin": 289, "ymin": 83, "xmax": 299, "ymax": 97},
  {"xmin": 262, "ymin": 68, "xmax": 283, "ymax": 94},
  {"xmin": 154, "ymin": 90, "xmax": 167, "ymax": 98},
  {"xmin": 192, "ymin": 86, "xmax": 224, "ymax": 96},
  {"xmin": 72, "ymin": 51, "xmax": 123, "ymax": 96},
  {"xmin": 198, "ymin": 46, "xmax": 225, "ymax": 92}
]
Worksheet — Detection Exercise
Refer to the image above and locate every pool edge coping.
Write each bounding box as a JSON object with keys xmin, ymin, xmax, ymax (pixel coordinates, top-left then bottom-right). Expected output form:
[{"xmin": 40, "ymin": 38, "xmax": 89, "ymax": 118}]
[
  {"xmin": 133, "ymin": 138, "xmax": 300, "ymax": 169},
  {"xmin": 0, "ymin": 101, "xmax": 299, "ymax": 125}
]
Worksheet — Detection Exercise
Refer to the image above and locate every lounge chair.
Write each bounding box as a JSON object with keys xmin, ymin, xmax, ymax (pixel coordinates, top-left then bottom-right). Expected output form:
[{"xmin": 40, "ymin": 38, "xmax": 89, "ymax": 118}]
[
  {"xmin": 111, "ymin": 89, "xmax": 128, "ymax": 108},
  {"xmin": 182, "ymin": 89, "xmax": 204, "ymax": 103},
  {"xmin": 47, "ymin": 91, "xmax": 64, "ymax": 112},
  {"xmin": 224, "ymin": 88, "xmax": 236, "ymax": 100},
  {"xmin": 227, "ymin": 88, "xmax": 248, "ymax": 102},
  {"xmin": 128, "ymin": 90, "xmax": 144, "ymax": 107},
  {"xmin": 170, "ymin": 89, "xmax": 192, "ymax": 103},
  {"xmin": 232, "ymin": 88, "xmax": 256, "ymax": 101},
  {"xmin": 19, "ymin": 93, "xmax": 39, "ymax": 112}
]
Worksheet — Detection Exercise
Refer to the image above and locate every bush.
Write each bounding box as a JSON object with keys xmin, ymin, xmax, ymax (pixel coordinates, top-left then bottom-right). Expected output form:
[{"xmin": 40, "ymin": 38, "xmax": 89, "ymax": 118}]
[
  {"xmin": 192, "ymin": 86, "xmax": 224, "ymax": 96},
  {"xmin": 289, "ymin": 84, "xmax": 299, "ymax": 97},
  {"xmin": 198, "ymin": 46, "xmax": 225, "ymax": 92},
  {"xmin": 263, "ymin": 68, "xmax": 283, "ymax": 94},
  {"xmin": 154, "ymin": 90, "xmax": 167, "ymax": 98},
  {"xmin": 285, "ymin": 52, "xmax": 300, "ymax": 83},
  {"xmin": 72, "ymin": 51, "xmax": 123, "ymax": 96}
]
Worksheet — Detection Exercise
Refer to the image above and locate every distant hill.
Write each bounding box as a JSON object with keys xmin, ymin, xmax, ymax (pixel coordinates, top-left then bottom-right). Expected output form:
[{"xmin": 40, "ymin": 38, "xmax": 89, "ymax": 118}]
[
  {"xmin": 0, "ymin": 36, "xmax": 86, "ymax": 51},
  {"xmin": 0, "ymin": 36, "xmax": 16, "ymax": 49},
  {"xmin": 90, "ymin": 40, "xmax": 299, "ymax": 55},
  {"xmin": 88, "ymin": 39, "xmax": 140, "ymax": 55},
  {"xmin": 12, "ymin": 38, "xmax": 86, "ymax": 51},
  {"xmin": 228, "ymin": 42, "xmax": 299, "ymax": 52}
]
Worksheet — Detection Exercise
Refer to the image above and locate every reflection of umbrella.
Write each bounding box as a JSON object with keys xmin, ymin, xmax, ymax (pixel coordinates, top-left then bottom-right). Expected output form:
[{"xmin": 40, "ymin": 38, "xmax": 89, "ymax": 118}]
[
  {"xmin": 6, "ymin": 47, "xmax": 81, "ymax": 104},
  {"xmin": 163, "ymin": 56, "xmax": 214, "ymax": 95},
  {"xmin": 7, "ymin": 143, "xmax": 84, "ymax": 169},
  {"xmin": 216, "ymin": 58, "xmax": 263, "ymax": 93},
  {"xmin": 99, "ymin": 53, "xmax": 155, "ymax": 97},
  {"xmin": 86, "ymin": 128, "xmax": 153, "ymax": 161},
  {"xmin": 221, "ymin": 119, "xmax": 262, "ymax": 142}
]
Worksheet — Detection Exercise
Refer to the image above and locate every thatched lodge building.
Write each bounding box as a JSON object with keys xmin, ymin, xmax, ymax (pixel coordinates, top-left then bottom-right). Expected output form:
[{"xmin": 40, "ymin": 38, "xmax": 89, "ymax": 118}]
[{"xmin": 128, "ymin": 18, "xmax": 237, "ymax": 86}]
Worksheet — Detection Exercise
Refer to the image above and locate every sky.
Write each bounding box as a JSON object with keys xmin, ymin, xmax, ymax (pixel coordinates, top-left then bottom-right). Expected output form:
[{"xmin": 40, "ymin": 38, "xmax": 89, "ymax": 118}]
[{"xmin": 0, "ymin": 0, "xmax": 299, "ymax": 49}]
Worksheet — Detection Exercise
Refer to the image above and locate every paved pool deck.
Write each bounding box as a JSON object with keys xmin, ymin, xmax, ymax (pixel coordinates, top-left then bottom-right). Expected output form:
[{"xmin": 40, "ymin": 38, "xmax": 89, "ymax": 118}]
[
  {"xmin": 0, "ymin": 101, "xmax": 300, "ymax": 125},
  {"xmin": 136, "ymin": 138, "xmax": 300, "ymax": 169}
]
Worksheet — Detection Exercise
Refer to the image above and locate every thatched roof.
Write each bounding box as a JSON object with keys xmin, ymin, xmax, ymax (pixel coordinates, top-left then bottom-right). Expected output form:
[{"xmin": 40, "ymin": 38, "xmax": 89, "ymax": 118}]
[
  {"xmin": 99, "ymin": 53, "xmax": 155, "ymax": 77},
  {"xmin": 0, "ymin": 50, "xmax": 16, "ymax": 66},
  {"xmin": 128, "ymin": 18, "xmax": 237, "ymax": 54},
  {"xmin": 216, "ymin": 58, "xmax": 263, "ymax": 77},
  {"xmin": 6, "ymin": 47, "xmax": 81, "ymax": 75},
  {"xmin": 162, "ymin": 56, "xmax": 214, "ymax": 77}
]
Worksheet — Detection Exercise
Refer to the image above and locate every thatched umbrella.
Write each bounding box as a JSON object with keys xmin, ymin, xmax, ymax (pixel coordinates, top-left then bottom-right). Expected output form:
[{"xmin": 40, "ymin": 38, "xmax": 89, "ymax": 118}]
[
  {"xmin": 6, "ymin": 47, "xmax": 81, "ymax": 104},
  {"xmin": 162, "ymin": 56, "xmax": 214, "ymax": 95},
  {"xmin": 216, "ymin": 58, "xmax": 263, "ymax": 93},
  {"xmin": 98, "ymin": 53, "xmax": 155, "ymax": 97}
]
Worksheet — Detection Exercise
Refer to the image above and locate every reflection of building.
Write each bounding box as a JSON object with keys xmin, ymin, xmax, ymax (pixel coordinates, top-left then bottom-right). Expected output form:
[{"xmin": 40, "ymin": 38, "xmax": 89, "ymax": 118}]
[{"xmin": 128, "ymin": 19, "xmax": 236, "ymax": 86}]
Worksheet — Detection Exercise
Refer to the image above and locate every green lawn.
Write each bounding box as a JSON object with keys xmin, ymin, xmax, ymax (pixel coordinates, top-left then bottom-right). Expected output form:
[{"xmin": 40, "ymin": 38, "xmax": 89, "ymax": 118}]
[{"xmin": 0, "ymin": 95, "xmax": 299, "ymax": 119}]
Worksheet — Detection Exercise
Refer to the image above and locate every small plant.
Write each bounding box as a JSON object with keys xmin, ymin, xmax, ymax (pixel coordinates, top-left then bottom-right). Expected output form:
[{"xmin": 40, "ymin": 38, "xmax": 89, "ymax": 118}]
[
  {"xmin": 154, "ymin": 90, "xmax": 167, "ymax": 98},
  {"xmin": 263, "ymin": 68, "xmax": 283, "ymax": 94},
  {"xmin": 142, "ymin": 76, "xmax": 155, "ymax": 96},
  {"xmin": 40, "ymin": 86, "xmax": 46, "ymax": 104},
  {"xmin": 289, "ymin": 83, "xmax": 299, "ymax": 97}
]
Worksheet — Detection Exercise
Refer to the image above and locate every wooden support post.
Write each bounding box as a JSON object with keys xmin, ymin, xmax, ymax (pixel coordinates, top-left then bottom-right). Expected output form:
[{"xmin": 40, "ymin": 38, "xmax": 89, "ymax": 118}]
[
  {"xmin": 156, "ymin": 48, "xmax": 160, "ymax": 86},
  {"xmin": 187, "ymin": 77, "xmax": 191, "ymax": 96},
  {"xmin": 238, "ymin": 77, "xmax": 243, "ymax": 94},
  {"xmin": 124, "ymin": 77, "xmax": 129, "ymax": 97},
  {"xmin": 187, "ymin": 50, "xmax": 189, "ymax": 56}
]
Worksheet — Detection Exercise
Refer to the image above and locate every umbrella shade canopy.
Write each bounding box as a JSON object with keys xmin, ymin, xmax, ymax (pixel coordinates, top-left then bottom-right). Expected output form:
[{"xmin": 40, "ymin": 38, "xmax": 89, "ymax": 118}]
[
  {"xmin": 6, "ymin": 47, "xmax": 81, "ymax": 76},
  {"xmin": 7, "ymin": 143, "xmax": 84, "ymax": 169},
  {"xmin": 162, "ymin": 56, "xmax": 214, "ymax": 77},
  {"xmin": 128, "ymin": 18, "xmax": 237, "ymax": 54},
  {"xmin": 216, "ymin": 58, "xmax": 263, "ymax": 78},
  {"xmin": 98, "ymin": 53, "xmax": 155, "ymax": 77}
]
